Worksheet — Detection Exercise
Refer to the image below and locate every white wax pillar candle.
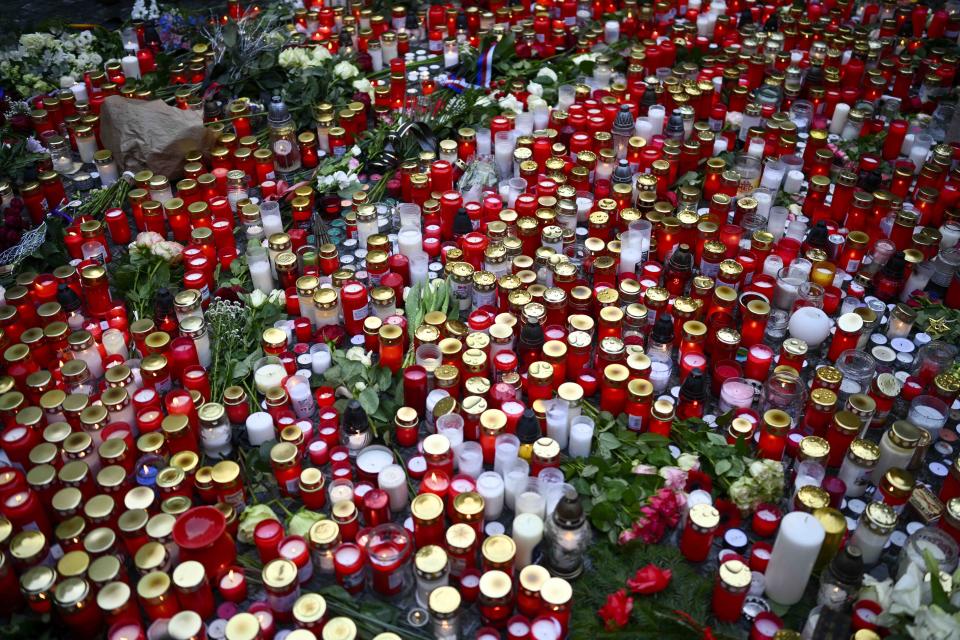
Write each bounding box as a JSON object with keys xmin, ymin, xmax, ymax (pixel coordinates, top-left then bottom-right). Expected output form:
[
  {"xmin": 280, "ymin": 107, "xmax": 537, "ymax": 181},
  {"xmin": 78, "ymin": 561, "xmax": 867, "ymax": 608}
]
[
  {"xmin": 760, "ymin": 165, "xmax": 785, "ymax": 191},
  {"xmin": 635, "ymin": 119, "xmax": 653, "ymax": 141},
  {"xmin": 713, "ymin": 136, "xmax": 728, "ymax": 156},
  {"xmin": 754, "ymin": 191, "xmax": 772, "ymax": 221},
  {"xmin": 568, "ymin": 417, "xmax": 594, "ymax": 458},
  {"xmin": 783, "ymin": 170, "xmax": 805, "ymax": 194},
  {"xmin": 545, "ymin": 402, "xmax": 569, "ymax": 450},
  {"xmin": 829, "ymin": 104, "xmax": 850, "ymax": 135},
  {"xmin": 249, "ymin": 259, "xmax": 274, "ymax": 293},
  {"xmin": 397, "ymin": 227, "xmax": 423, "ymax": 257},
  {"xmin": 504, "ymin": 465, "xmax": 529, "ymax": 511},
  {"xmin": 121, "ymin": 55, "xmax": 141, "ymax": 80},
  {"xmin": 512, "ymin": 513, "xmax": 544, "ymax": 569},
  {"xmin": 619, "ymin": 230, "xmax": 642, "ymax": 274},
  {"xmin": 311, "ymin": 349, "xmax": 331, "ymax": 375},
  {"xmin": 410, "ymin": 254, "xmax": 429, "ymax": 286},
  {"xmin": 70, "ymin": 82, "xmax": 88, "ymax": 103},
  {"xmin": 766, "ymin": 206, "xmax": 790, "ymax": 239},
  {"xmin": 747, "ymin": 138, "xmax": 765, "ymax": 159},
  {"xmin": 246, "ymin": 412, "xmax": 275, "ymax": 446},
  {"xmin": 515, "ymin": 112, "xmax": 534, "ymax": 137},
  {"xmin": 457, "ymin": 442, "xmax": 484, "ymax": 478},
  {"xmin": 941, "ymin": 223, "xmax": 960, "ymax": 248},
  {"xmin": 378, "ymin": 464, "xmax": 408, "ymax": 512},
  {"xmin": 764, "ymin": 511, "xmax": 825, "ymax": 605},
  {"xmin": 696, "ymin": 13, "xmax": 710, "ymax": 35},
  {"xmin": 476, "ymin": 472, "xmax": 505, "ymax": 520},
  {"xmin": 476, "ymin": 128, "xmax": 492, "ymax": 156},
  {"xmin": 647, "ymin": 106, "xmax": 665, "ymax": 136},
  {"xmin": 202, "ymin": 423, "xmax": 232, "ymax": 458},
  {"xmin": 444, "ymin": 49, "xmax": 458, "ymax": 68},
  {"xmin": 901, "ymin": 133, "xmax": 915, "ymax": 156},
  {"xmin": 909, "ymin": 146, "xmax": 928, "ymax": 173},
  {"xmin": 604, "ymin": 20, "xmax": 620, "ymax": 43},
  {"xmin": 494, "ymin": 435, "xmax": 520, "ymax": 476}
]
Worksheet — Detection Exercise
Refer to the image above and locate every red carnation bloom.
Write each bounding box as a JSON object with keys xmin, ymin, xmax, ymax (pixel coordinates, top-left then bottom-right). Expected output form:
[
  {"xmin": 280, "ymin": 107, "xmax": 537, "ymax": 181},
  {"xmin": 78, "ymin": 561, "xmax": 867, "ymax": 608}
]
[
  {"xmin": 598, "ymin": 589, "xmax": 634, "ymax": 631},
  {"xmin": 714, "ymin": 498, "xmax": 742, "ymax": 534},
  {"xmin": 684, "ymin": 468, "xmax": 714, "ymax": 494}
]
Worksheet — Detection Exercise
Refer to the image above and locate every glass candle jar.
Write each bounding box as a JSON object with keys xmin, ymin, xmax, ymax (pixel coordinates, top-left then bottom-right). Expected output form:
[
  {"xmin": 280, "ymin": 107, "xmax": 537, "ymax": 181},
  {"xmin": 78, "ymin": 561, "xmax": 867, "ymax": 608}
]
[
  {"xmin": 849, "ymin": 502, "xmax": 897, "ymax": 565},
  {"xmin": 365, "ymin": 524, "xmax": 412, "ymax": 597},
  {"xmin": 414, "ymin": 544, "xmax": 449, "ymax": 607},
  {"xmin": 478, "ymin": 569, "xmax": 514, "ymax": 627},
  {"xmin": 679, "ymin": 504, "xmax": 720, "ymax": 562},
  {"xmin": 875, "ymin": 421, "xmax": 922, "ymax": 481}
]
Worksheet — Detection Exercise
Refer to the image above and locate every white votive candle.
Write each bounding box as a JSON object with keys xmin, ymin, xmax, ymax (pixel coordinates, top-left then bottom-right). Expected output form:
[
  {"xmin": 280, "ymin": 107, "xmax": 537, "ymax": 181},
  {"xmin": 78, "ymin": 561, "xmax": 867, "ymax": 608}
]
[
  {"xmin": 568, "ymin": 417, "xmax": 594, "ymax": 458},
  {"xmin": 476, "ymin": 471, "xmax": 505, "ymax": 520},
  {"xmin": 783, "ymin": 170, "xmax": 805, "ymax": 194},
  {"xmin": 512, "ymin": 513, "xmax": 544, "ymax": 569},
  {"xmin": 829, "ymin": 103, "xmax": 850, "ymax": 135},
  {"xmin": 545, "ymin": 401, "xmax": 569, "ymax": 450},
  {"xmin": 457, "ymin": 442, "xmax": 484, "ymax": 478},
  {"xmin": 254, "ymin": 362, "xmax": 286, "ymax": 394},
  {"xmin": 121, "ymin": 55, "xmax": 141, "ymax": 80},
  {"xmin": 378, "ymin": 464, "xmax": 408, "ymax": 512}
]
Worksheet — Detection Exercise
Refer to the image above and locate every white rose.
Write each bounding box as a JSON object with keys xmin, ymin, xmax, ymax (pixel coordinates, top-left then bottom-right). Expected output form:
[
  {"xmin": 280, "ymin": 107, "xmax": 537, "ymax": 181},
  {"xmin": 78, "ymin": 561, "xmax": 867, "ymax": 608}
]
[
  {"xmin": 151, "ymin": 240, "xmax": 183, "ymax": 263},
  {"xmin": 352, "ymin": 78, "xmax": 373, "ymax": 97},
  {"xmin": 333, "ymin": 61, "xmax": 359, "ymax": 79},
  {"xmin": 676, "ymin": 453, "xmax": 700, "ymax": 471},
  {"xmin": 526, "ymin": 81, "xmax": 543, "ymax": 97},
  {"xmin": 535, "ymin": 68, "xmax": 558, "ymax": 83},
  {"xmin": 527, "ymin": 96, "xmax": 547, "ymax": 110},
  {"xmin": 309, "ymin": 46, "xmax": 331, "ymax": 63},
  {"xmin": 475, "ymin": 95, "xmax": 492, "ymax": 107},
  {"xmin": 132, "ymin": 231, "xmax": 164, "ymax": 250},
  {"xmin": 498, "ymin": 95, "xmax": 523, "ymax": 114},
  {"xmin": 248, "ymin": 290, "xmax": 267, "ymax": 309},
  {"xmin": 267, "ymin": 289, "xmax": 286, "ymax": 306}
]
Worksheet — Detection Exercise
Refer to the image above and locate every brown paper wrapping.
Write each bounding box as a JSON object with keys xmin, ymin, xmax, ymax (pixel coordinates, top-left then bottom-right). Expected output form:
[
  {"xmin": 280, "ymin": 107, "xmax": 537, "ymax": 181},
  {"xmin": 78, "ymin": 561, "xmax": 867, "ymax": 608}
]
[{"xmin": 99, "ymin": 95, "xmax": 217, "ymax": 180}]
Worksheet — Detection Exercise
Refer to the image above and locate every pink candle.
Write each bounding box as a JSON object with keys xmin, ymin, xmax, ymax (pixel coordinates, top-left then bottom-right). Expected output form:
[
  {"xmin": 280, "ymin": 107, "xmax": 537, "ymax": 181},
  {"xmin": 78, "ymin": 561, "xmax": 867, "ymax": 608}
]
[{"xmin": 720, "ymin": 378, "xmax": 755, "ymax": 411}]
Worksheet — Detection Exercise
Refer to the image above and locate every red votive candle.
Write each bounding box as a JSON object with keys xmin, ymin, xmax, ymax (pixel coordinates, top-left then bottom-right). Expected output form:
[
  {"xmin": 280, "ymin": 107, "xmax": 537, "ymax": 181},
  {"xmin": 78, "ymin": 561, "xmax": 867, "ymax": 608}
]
[
  {"xmin": 744, "ymin": 344, "xmax": 774, "ymax": 380},
  {"xmin": 679, "ymin": 504, "xmax": 720, "ymax": 562},
  {"xmin": 711, "ymin": 559, "xmax": 752, "ymax": 623},
  {"xmin": 333, "ymin": 543, "xmax": 365, "ymax": 595},
  {"xmin": 748, "ymin": 542, "xmax": 772, "ymax": 572},
  {"xmin": 254, "ymin": 519, "xmax": 285, "ymax": 563},
  {"xmin": 751, "ymin": 504, "xmax": 781, "ymax": 537},
  {"xmin": 751, "ymin": 611, "xmax": 783, "ymax": 640},
  {"xmin": 218, "ymin": 567, "xmax": 247, "ymax": 603}
]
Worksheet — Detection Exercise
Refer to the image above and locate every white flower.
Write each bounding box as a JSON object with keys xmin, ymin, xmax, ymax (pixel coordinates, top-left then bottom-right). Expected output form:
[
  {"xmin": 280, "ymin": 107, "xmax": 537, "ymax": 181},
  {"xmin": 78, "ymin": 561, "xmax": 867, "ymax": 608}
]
[
  {"xmin": 889, "ymin": 564, "xmax": 924, "ymax": 617},
  {"xmin": 535, "ymin": 68, "xmax": 558, "ymax": 83},
  {"xmin": 248, "ymin": 290, "xmax": 267, "ymax": 309},
  {"xmin": 475, "ymin": 95, "xmax": 492, "ymax": 107},
  {"xmin": 267, "ymin": 289, "xmax": 286, "ymax": 307},
  {"xmin": 861, "ymin": 575, "xmax": 894, "ymax": 612},
  {"xmin": 345, "ymin": 346, "xmax": 373, "ymax": 367},
  {"xmin": 131, "ymin": 231, "xmax": 164, "ymax": 251},
  {"xmin": 352, "ymin": 77, "xmax": 374, "ymax": 98},
  {"xmin": 350, "ymin": 145, "xmax": 362, "ymax": 157},
  {"xmin": 907, "ymin": 606, "xmax": 960, "ymax": 640},
  {"xmin": 676, "ymin": 453, "xmax": 700, "ymax": 471},
  {"xmin": 571, "ymin": 52, "xmax": 599, "ymax": 66},
  {"xmin": 498, "ymin": 94, "xmax": 523, "ymax": 114},
  {"xmin": 725, "ymin": 111, "xmax": 743, "ymax": 128},
  {"xmin": 527, "ymin": 96, "xmax": 547, "ymax": 110},
  {"xmin": 526, "ymin": 81, "xmax": 543, "ymax": 97},
  {"xmin": 333, "ymin": 61, "xmax": 359, "ymax": 80},
  {"xmin": 151, "ymin": 240, "xmax": 184, "ymax": 263}
]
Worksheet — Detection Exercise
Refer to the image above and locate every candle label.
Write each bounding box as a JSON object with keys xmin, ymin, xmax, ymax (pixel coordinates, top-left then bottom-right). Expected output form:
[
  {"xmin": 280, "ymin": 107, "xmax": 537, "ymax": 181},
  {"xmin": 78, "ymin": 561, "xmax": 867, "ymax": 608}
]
[
  {"xmin": 351, "ymin": 304, "xmax": 370, "ymax": 321},
  {"xmin": 222, "ymin": 489, "xmax": 245, "ymax": 511},
  {"xmin": 627, "ymin": 414, "xmax": 644, "ymax": 431},
  {"xmin": 342, "ymin": 569, "xmax": 364, "ymax": 590},
  {"xmin": 297, "ymin": 562, "xmax": 313, "ymax": 583},
  {"xmin": 267, "ymin": 589, "xmax": 297, "ymax": 613},
  {"xmin": 285, "ymin": 478, "xmax": 300, "ymax": 494}
]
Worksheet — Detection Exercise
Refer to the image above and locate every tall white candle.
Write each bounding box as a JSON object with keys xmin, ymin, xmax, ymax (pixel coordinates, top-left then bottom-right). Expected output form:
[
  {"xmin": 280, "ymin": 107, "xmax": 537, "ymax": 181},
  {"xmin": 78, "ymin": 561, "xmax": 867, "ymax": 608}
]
[
  {"xmin": 545, "ymin": 402, "xmax": 569, "ymax": 451},
  {"xmin": 764, "ymin": 511, "xmax": 825, "ymax": 605},
  {"xmin": 494, "ymin": 434, "xmax": 520, "ymax": 476},
  {"xmin": 568, "ymin": 417, "xmax": 594, "ymax": 458},
  {"xmin": 504, "ymin": 464, "xmax": 530, "ymax": 512},
  {"xmin": 829, "ymin": 104, "xmax": 850, "ymax": 135},
  {"xmin": 512, "ymin": 513, "xmax": 544, "ymax": 569},
  {"xmin": 476, "ymin": 472, "xmax": 505, "ymax": 520},
  {"xmin": 249, "ymin": 259, "xmax": 274, "ymax": 294},
  {"xmin": 783, "ymin": 170, "xmax": 805, "ymax": 194},
  {"xmin": 378, "ymin": 464, "xmax": 408, "ymax": 512},
  {"xmin": 121, "ymin": 55, "xmax": 141, "ymax": 80},
  {"xmin": 647, "ymin": 106, "xmax": 665, "ymax": 136},
  {"xmin": 397, "ymin": 226, "xmax": 423, "ymax": 257},
  {"xmin": 457, "ymin": 442, "xmax": 484, "ymax": 478},
  {"xmin": 311, "ymin": 349, "xmax": 331, "ymax": 375},
  {"xmin": 246, "ymin": 412, "xmax": 275, "ymax": 446},
  {"xmin": 70, "ymin": 82, "xmax": 88, "ymax": 103}
]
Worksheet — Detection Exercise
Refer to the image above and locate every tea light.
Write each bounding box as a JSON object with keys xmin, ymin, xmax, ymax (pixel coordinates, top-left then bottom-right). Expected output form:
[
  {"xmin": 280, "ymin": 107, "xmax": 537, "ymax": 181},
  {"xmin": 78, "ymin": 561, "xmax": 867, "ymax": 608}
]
[{"xmin": 218, "ymin": 567, "xmax": 247, "ymax": 603}]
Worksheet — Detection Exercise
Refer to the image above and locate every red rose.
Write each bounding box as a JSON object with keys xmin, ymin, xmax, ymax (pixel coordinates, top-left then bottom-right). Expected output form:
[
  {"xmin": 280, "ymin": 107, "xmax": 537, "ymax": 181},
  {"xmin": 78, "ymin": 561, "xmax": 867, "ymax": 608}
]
[
  {"xmin": 626, "ymin": 564, "xmax": 672, "ymax": 595},
  {"xmin": 598, "ymin": 589, "xmax": 634, "ymax": 631}
]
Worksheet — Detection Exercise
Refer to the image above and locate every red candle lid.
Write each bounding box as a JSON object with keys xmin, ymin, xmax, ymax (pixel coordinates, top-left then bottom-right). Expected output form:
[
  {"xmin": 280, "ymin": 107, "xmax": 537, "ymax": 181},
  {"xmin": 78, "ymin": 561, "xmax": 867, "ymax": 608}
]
[{"xmin": 173, "ymin": 506, "xmax": 227, "ymax": 550}]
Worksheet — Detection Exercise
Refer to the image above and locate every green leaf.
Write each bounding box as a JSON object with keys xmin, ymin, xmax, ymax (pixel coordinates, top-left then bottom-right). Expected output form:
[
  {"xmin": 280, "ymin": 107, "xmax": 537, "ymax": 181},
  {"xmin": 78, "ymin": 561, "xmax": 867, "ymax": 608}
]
[
  {"xmin": 714, "ymin": 459, "xmax": 732, "ymax": 476},
  {"xmin": 589, "ymin": 501, "xmax": 617, "ymax": 531},
  {"xmin": 598, "ymin": 432, "xmax": 622, "ymax": 451},
  {"xmin": 358, "ymin": 387, "xmax": 380, "ymax": 415},
  {"xmin": 582, "ymin": 464, "xmax": 599, "ymax": 478}
]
